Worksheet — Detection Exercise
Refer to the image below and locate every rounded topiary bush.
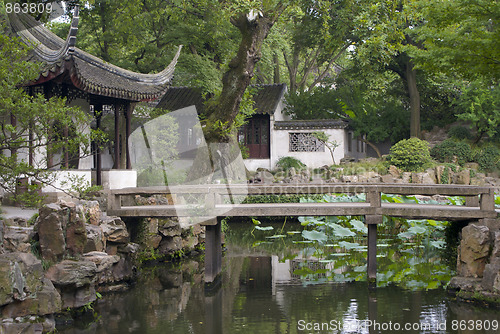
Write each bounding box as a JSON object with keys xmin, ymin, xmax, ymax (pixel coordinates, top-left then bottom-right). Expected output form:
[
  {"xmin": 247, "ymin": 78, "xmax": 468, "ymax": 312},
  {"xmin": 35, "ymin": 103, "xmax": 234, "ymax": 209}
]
[
  {"xmin": 276, "ymin": 156, "xmax": 306, "ymax": 171},
  {"xmin": 388, "ymin": 138, "xmax": 431, "ymax": 172},
  {"xmin": 430, "ymin": 139, "xmax": 473, "ymax": 165}
]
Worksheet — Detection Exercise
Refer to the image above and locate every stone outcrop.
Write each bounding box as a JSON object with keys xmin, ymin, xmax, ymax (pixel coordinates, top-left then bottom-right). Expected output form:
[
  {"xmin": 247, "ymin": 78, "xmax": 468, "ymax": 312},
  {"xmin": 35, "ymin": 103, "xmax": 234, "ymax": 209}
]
[
  {"xmin": 450, "ymin": 219, "xmax": 500, "ymax": 305},
  {"xmin": 0, "ymin": 252, "xmax": 44, "ymax": 307},
  {"xmin": 101, "ymin": 217, "xmax": 129, "ymax": 244},
  {"xmin": 36, "ymin": 201, "xmax": 88, "ymax": 261},
  {"xmin": 457, "ymin": 224, "xmax": 492, "ymax": 277},
  {"xmin": 84, "ymin": 224, "xmax": 106, "ymax": 253}
]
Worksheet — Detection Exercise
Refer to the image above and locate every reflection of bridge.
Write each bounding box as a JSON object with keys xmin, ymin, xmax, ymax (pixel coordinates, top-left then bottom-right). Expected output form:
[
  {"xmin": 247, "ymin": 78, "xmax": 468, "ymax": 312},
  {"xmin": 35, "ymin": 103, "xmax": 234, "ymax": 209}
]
[{"xmin": 108, "ymin": 184, "xmax": 498, "ymax": 283}]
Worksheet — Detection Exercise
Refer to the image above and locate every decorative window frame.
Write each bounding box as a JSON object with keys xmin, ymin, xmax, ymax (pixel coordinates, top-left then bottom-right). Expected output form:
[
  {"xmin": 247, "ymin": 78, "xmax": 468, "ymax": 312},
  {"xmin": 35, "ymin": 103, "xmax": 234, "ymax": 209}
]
[{"xmin": 289, "ymin": 132, "xmax": 324, "ymax": 152}]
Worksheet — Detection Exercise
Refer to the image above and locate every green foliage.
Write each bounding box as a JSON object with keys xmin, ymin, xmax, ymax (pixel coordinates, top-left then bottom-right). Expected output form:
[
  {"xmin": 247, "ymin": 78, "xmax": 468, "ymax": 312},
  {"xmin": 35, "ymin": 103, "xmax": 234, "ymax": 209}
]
[
  {"xmin": 60, "ymin": 174, "xmax": 103, "ymax": 200},
  {"xmin": 475, "ymin": 145, "xmax": 500, "ymax": 172},
  {"xmin": 455, "ymin": 81, "xmax": 500, "ymax": 142},
  {"xmin": 0, "ymin": 29, "xmax": 94, "ymax": 204},
  {"xmin": 388, "ymin": 138, "xmax": 431, "ymax": 172},
  {"xmin": 410, "ymin": 0, "xmax": 500, "ymax": 82},
  {"xmin": 430, "ymin": 139, "xmax": 473, "ymax": 166},
  {"xmin": 275, "ymin": 156, "xmax": 306, "ymax": 171},
  {"xmin": 447, "ymin": 126, "xmax": 472, "ymax": 141}
]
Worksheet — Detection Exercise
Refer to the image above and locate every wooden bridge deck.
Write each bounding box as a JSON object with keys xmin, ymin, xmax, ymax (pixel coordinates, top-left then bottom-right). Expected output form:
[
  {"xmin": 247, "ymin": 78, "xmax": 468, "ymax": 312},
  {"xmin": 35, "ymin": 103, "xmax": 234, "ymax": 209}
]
[{"xmin": 107, "ymin": 183, "xmax": 498, "ymax": 283}]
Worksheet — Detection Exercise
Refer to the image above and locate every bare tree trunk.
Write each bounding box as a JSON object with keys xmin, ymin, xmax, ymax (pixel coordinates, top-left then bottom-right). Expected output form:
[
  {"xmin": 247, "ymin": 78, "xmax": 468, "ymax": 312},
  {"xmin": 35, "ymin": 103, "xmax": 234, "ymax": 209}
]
[
  {"xmin": 406, "ymin": 59, "xmax": 421, "ymax": 138},
  {"xmin": 361, "ymin": 138, "xmax": 382, "ymax": 158}
]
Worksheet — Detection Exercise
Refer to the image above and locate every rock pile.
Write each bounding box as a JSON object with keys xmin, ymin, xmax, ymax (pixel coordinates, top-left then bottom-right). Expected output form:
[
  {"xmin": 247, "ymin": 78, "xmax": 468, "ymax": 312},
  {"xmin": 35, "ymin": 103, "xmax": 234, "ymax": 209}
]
[{"xmin": 0, "ymin": 198, "xmax": 204, "ymax": 333}]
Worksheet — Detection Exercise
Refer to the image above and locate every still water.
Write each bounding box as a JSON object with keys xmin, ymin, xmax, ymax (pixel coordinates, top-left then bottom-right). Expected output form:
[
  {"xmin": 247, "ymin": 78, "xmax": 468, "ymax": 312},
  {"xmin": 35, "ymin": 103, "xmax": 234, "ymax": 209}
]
[{"xmin": 59, "ymin": 222, "xmax": 500, "ymax": 334}]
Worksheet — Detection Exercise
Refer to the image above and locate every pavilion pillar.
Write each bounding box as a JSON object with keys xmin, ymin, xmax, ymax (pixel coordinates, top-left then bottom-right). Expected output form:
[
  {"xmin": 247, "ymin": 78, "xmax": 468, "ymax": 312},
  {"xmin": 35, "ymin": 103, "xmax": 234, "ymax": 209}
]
[
  {"xmin": 94, "ymin": 104, "xmax": 103, "ymax": 186},
  {"xmin": 125, "ymin": 102, "xmax": 134, "ymax": 170},
  {"xmin": 113, "ymin": 103, "xmax": 120, "ymax": 170}
]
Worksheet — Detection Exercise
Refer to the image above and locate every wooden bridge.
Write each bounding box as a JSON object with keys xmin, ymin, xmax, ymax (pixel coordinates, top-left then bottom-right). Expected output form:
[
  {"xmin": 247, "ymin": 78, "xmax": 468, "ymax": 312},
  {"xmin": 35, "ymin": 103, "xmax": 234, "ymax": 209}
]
[{"xmin": 108, "ymin": 183, "xmax": 498, "ymax": 284}]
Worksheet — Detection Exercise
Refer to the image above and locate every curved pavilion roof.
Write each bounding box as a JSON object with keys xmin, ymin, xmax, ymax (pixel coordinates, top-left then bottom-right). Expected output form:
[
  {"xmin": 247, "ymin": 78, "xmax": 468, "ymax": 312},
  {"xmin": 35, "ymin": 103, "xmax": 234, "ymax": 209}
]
[{"xmin": 8, "ymin": 8, "xmax": 182, "ymax": 102}]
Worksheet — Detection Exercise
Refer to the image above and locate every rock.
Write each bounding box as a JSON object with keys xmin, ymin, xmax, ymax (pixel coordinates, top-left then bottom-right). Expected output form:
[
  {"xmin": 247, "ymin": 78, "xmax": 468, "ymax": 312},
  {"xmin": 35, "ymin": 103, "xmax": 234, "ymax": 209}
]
[
  {"xmin": 470, "ymin": 176, "xmax": 486, "ymax": 186},
  {"xmin": 142, "ymin": 218, "xmax": 162, "ymax": 248},
  {"xmin": 0, "ymin": 219, "xmax": 4, "ymax": 254},
  {"xmin": 45, "ymin": 260, "xmax": 97, "ymax": 287},
  {"xmin": 65, "ymin": 206, "xmax": 87, "ymax": 257},
  {"xmin": 1, "ymin": 278, "xmax": 61, "ymax": 318},
  {"xmin": 493, "ymin": 232, "xmax": 500, "ymax": 258},
  {"xmin": 0, "ymin": 253, "xmax": 43, "ymax": 307},
  {"xmin": 388, "ymin": 165, "xmax": 400, "ymax": 178},
  {"xmin": 340, "ymin": 157, "xmax": 356, "ymax": 164},
  {"xmin": 83, "ymin": 252, "xmax": 132, "ymax": 285},
  {"xmin": 359, "ymin": 171, "xmax": 381, "ymax": 183},
  {"xmin": 3, "ymin": 226, "xmax": 35, "ymax": 253},
  {"xmin": 481, "ymin": 257, "xmax": 500, "ymax": 292},
  {"xmin": 457, "ymin": 224, "xmax": 492, "ymax": 277},
  {"xmin": 84, "ymin": 224, "xmax": 106, "ymax": 253},
  {"xmin": 101, "ymin": 217, "xmax": 129, "ymax": 243},
  {"xmin": 452, "ymin": 170, "xmax": 470, "ymax": 185},
  {"xmin": 182, "ymin": 236, "xmax": 199, "ymax": 250},
  {"xmin": 464, "ymin": 162, "xmax": 479, "ymax": 170},
  {"xmin": 0, "ymin": 322, "xmax": 43, "ymax": 334},
  {"xmin": 401, "ymin": 172, "xmax": 411, "ymax": 183},
  {"xmin": 341, "ymin": 175, "xmax": 358, "ymax": 183},
  {"xmin": 59, "ymin": 283, "xmax": 96, "ymax": 309},
  {"xmin": 81, "ymin": 200, "xmax": 101, "ymax": 225},
  {"xmin": 254, "ymin": 170, "xmax": 274, "ymax": 184},
  {"xmin": 435, "ymin": 165, "xmax": 445, "ymax": 184},
  {"xmin": 411, "ymin": 172, "xmax": 424, "ymax": 184},
  {"xmin": 381, "ymin": 175, "xmax": 397, "ymax": 183},
  {"xmin": 448, "ymin": 276, "xmax": 482, "ymax": 292},
  {"xmin": 159, "ymin": 236, "xmax": 183, "ymax": 255},
  {"xmin": 37, "ymin": 204, "xmax": 67, "ymax": 262}
]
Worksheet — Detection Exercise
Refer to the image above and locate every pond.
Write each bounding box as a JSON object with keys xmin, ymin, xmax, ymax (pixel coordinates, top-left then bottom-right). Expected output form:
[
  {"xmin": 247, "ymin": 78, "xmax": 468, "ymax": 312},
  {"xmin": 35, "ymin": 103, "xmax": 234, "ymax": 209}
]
[{"xmin": 58, "ymin": 220, "xmax": 500, "ymax": 334}]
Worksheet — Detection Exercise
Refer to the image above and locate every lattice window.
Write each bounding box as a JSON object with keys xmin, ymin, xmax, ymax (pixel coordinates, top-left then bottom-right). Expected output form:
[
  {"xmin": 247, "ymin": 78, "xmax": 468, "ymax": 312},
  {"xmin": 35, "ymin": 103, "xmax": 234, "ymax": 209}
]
[{"xmin": 289, "ymin": 132, "xmax": 324, "ymax": 152}]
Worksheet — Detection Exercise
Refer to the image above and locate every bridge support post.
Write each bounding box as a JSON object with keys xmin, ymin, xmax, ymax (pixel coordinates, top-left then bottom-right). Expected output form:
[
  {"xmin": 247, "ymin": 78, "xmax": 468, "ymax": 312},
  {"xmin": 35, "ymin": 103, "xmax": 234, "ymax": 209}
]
[
  {"xmin": 205, "ymin": 217, "xmax": 222, "ymax": 284},
  {"xmin": 366, "ymin": 215, "xmax": 382, "ymax": 282}
]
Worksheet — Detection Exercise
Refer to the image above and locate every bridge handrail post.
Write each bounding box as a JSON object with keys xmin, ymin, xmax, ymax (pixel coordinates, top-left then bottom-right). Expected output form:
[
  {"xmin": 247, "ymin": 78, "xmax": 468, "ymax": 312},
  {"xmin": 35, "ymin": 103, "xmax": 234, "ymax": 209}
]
[
  {"xmin": 366, "ymin": 187, "xmax": 381, "ymax": 210},
  {"xmin": 480, "ymin": 188, "xmax": 495, "ymax": 212},
  {"xmin": 107, "ymin": 191, "xmax": 121, "ymax": 212}
]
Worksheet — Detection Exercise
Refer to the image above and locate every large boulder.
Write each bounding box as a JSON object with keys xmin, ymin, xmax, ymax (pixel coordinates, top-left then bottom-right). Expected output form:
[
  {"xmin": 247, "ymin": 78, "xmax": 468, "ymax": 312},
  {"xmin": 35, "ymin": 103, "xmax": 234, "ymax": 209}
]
[
  {"xmin": 101, "ymin": 217, "xmax": 129, "ymax": 244},
  {"xmin": 37, "ymin": 204, "xmax": 67, "ymax": 261},
  {"xmin": 45, "ymin": 260, "xmax": 97, "ymax": 288},
  {"xmin": 1, "ymin": 278, "xmax": 61, "ymax": 318},
  {"xmin": 141, "ymin": 218, "xmax": 162, "ymax": 249},
  {"xmin": 452, "ymin": 169, "xmax": 470, "ymax": 185},
  {"xmin": 457, "ymin": 224, "xmax": 492, "ymax": 277},
  {"xmin": 37, "ymin": 202, "xmax": 88, "ymax": 261},
  {"xmin": 0, "ymin": 252, "xmax": 43, "ymax": 307},
  {"xmin": 65, "ymin": 205, "xmax": 87, "ymax": 257},
  {"xmin": 158, "ymin": 236, "xmax": 183, "ymax": 255},
  {"xmin": 83, "ymin": 251, "xmax": 133, "ymax": 285}
]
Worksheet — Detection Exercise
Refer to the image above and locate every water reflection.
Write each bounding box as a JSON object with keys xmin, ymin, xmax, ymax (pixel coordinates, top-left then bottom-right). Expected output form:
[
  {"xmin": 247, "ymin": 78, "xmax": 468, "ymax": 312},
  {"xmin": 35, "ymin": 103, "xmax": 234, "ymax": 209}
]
[{"xmin": 58, "ymin": 253, "xmax": 499, "ymax": 334}]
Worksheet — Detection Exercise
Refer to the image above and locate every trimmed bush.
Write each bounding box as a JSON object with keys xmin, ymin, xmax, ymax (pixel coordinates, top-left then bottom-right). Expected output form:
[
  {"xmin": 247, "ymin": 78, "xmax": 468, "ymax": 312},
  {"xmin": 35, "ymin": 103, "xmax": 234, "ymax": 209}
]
[
  {"xmin": 448, "ymin": 126, "xmax": 472, "ymax": 140},
  {"xmin": 476, "ymin": 145, "xmax": 500, "ymax": 172},
  {"xmin": 276, "ymin": 156, "xmax": 306, "ymax": 171},
  {"xmin": 430, "ymin": 139, "xmax": 473, "ymax": 165},
  {"xmin": 388, "ymin": 138, "xmax": 431, "ymax": 172}
]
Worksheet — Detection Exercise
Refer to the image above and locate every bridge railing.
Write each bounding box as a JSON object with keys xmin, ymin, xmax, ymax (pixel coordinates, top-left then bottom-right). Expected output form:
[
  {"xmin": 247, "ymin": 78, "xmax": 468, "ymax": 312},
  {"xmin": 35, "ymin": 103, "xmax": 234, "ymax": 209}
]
[{"xmin": 108, "ymin": 183, "xmax": 497, "ymax": 221}]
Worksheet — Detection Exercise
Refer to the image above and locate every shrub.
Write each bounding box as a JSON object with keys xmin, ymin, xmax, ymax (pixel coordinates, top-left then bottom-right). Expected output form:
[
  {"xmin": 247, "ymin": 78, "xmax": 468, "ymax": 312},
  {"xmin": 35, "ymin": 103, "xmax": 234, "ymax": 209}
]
[
  {"xmin": 275, "ymin": 156, "xmax": 306, "ymax": 171},
  {"xmin": 448, "ymin": 126, "xmax": 472, "ymax": 140},
  {"xmin": 388, "ymin": 138, "xmax": 431, "ymax": 172},
  {"xmin": 476, "ymin": 145, "xmax": 500, "ymax": 172},
  {"xmin": 430, "ymin": 139, "xmax": 473, "ymax": 165}
]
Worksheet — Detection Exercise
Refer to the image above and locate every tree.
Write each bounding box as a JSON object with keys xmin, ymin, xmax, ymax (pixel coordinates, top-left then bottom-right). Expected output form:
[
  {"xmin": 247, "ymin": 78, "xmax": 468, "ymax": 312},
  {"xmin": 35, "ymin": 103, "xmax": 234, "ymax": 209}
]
[
  {"xmin": 312, "ymin": 131, "xmax": 339, "ymax": 165},
  {"xmin": 0, "ymin": 18, "xmax": 94, "ymax": 204},
  {"xmin": 350, "ymin": 0, "xmax": 425, "ymax": 138},
  {"xmin": 410, "ymin": 0, "xmax": 500, "ymax": 83}
]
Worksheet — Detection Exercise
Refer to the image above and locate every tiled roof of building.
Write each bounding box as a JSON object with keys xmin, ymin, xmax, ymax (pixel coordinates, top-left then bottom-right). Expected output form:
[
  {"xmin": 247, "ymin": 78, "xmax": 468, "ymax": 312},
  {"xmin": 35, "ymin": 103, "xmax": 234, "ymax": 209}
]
[
  {"xmin": 274, "ymin": 119, "xmax": 348, "ymax": 130},
  {"xmin": 8, "ymin": 9, "xmax": 181, "ymax": 102},
  {"xmin": 156, "ymin": 83, "xmax": 287, "ymax": 114}
]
